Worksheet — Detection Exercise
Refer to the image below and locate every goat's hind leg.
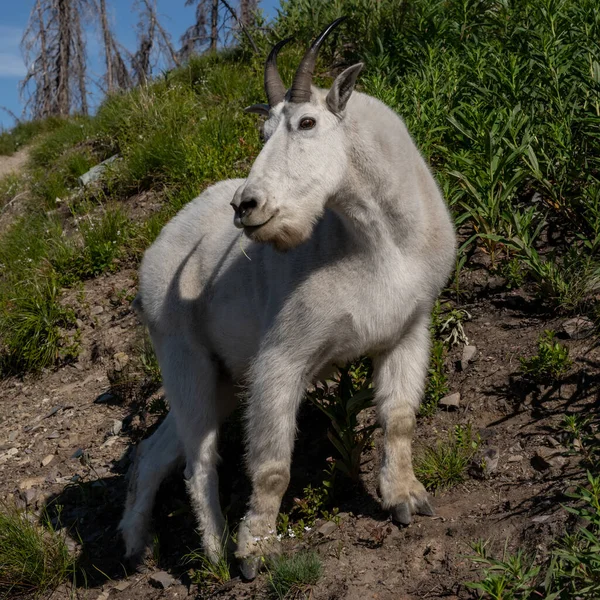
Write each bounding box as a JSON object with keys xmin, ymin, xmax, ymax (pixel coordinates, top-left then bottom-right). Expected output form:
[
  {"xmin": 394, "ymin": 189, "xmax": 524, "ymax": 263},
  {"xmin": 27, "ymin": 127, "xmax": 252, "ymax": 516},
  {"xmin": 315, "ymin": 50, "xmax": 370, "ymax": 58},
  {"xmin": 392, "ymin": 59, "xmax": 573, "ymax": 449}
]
[
  {"xmin": 374, "ymin": 312, "xmax": 435, "ymax": 525},
  {"xmin": 119, "ymin": 411, "xmax": 182, "ymax": 564},
  {"xmin": 156, "ymin": 339, "xmax": 227, "ymax": 563}
]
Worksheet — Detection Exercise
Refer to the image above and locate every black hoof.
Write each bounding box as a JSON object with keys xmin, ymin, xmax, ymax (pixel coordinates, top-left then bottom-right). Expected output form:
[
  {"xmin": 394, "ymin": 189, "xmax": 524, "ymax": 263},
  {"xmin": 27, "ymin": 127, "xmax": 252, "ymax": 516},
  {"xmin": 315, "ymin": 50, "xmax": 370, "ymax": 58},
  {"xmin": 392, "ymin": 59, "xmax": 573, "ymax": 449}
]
[{"xmin": 239, "ymin": 556, "xmax": 260, "ymax": 581}]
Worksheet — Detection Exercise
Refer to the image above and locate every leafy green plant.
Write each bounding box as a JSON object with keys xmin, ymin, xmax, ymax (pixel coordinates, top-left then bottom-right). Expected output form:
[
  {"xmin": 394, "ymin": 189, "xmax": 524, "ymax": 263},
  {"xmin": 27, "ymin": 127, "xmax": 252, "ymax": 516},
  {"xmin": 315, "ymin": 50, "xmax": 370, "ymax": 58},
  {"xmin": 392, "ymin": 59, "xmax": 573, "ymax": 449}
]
[
  {"xmin": 184, "ymin": 541, "xmax": 231, "ymax": 587},
  {"xmin": 277, "ymin": 482, "xmax": 339, "ymax": 539},
  {"xmin": 0, "ymin": 506, "xmax": 76, "ymax": 598},
  {"xmin": 309, "ymin": 362, "xmax": 376, "ymax": 482},
  {"xmin": 519, "ymin": 330, "xmax": 572, "ymax": 383},
  {"xmin": 415, "ymin": 424, "xmax": 479, "ymax": 492},
  {"xmin": 421, "ymin": 339, "xmax": 449, "ymax": 417},
  {"xmin": 267, "ymin": 551, "xmax": 322, "ymax": 600},
  {"xmin": 466, "ymin": 541, "xmax": 543, "ymax": 599},
  {"xmin": 466, "ymin": 473, "xmax": 600, "ymax": 599}
]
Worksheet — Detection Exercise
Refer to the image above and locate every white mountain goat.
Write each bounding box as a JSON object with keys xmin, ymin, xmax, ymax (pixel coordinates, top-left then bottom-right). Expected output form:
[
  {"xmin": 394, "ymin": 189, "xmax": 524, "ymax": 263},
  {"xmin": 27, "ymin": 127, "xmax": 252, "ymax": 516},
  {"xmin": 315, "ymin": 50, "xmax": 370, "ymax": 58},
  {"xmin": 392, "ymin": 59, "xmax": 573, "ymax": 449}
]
[{"xmin": 119, "ymin": 17, "xmax": 456, "ymax": 580}]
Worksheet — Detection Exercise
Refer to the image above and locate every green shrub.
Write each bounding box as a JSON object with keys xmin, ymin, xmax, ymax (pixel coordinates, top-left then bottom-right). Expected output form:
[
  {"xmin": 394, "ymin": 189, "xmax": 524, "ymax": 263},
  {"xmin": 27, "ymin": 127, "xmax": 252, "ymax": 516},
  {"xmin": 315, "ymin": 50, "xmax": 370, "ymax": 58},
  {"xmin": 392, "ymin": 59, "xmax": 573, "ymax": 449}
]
[{"xmin": 519, "ymin": 330, "xmax": 572, "ymax": 383}]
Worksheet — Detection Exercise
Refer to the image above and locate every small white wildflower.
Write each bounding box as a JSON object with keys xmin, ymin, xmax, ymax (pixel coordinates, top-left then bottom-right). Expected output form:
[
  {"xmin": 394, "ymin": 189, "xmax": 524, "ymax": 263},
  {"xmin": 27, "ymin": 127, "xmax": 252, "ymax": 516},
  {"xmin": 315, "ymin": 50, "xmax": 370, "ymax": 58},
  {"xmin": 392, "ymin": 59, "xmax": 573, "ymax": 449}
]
[
  {"xmin": 277, "ymin": 533, "xmax": 282, "ymax": 541},
  {"xmin": 304, "ymin": 526, "xmax": 311, "ymax": 532}
]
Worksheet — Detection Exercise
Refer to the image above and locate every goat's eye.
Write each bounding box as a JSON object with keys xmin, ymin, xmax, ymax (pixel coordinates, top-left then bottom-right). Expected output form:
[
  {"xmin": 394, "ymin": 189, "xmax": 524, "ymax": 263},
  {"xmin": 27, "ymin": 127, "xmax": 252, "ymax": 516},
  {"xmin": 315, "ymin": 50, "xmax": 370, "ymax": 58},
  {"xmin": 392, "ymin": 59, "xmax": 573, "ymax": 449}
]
[{"xmin": 299, "ymin": 117, "xmax": 316, "ymax": 130}]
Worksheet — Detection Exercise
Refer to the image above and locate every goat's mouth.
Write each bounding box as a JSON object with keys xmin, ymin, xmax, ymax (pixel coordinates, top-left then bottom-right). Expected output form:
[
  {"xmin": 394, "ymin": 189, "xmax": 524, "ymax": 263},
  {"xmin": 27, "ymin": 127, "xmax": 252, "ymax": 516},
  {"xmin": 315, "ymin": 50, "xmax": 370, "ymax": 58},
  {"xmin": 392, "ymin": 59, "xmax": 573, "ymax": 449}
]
[{"xmin": 243, "ymin": 214, "xmax": 275, "ymax": 235}]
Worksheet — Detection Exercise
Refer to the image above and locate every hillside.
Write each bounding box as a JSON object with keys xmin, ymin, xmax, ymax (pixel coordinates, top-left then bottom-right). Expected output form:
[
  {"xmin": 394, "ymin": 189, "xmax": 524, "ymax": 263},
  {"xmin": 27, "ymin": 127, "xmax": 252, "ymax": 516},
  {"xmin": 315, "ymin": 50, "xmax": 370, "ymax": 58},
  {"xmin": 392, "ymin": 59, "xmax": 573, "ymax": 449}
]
[{"xmin": 0, "ymin": 1, "xmax": 600, "ymax": 599}]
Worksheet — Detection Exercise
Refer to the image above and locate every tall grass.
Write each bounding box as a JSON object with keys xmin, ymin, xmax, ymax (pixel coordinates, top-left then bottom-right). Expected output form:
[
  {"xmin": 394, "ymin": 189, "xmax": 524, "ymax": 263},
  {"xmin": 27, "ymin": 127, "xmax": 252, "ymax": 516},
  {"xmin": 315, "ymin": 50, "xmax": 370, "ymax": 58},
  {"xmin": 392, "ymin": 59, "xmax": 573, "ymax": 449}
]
[{"xmin": 0, "ymin": 507, "xmax": 76, "ymax": 598}]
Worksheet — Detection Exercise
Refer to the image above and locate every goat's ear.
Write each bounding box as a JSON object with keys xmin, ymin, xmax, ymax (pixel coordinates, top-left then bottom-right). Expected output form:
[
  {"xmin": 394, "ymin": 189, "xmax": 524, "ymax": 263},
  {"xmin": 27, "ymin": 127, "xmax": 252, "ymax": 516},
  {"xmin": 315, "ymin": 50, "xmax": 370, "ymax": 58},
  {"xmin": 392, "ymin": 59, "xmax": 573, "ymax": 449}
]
[
  {"xmin": 245, "ymin": 104, "xmax": 270, "ymax": 116},
  {"xmin": 326, "ymin": 63, "xmax": 363, "ymax": 114}
]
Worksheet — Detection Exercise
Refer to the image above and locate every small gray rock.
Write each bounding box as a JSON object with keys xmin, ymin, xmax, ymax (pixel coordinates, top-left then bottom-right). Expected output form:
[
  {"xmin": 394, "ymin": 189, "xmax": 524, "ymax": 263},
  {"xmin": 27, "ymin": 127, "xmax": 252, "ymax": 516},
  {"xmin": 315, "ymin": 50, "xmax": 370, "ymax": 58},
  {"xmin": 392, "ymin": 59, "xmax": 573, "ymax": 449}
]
[
  {"xmin": 149, "ymin": 571, "xmax": 175, "ymax": 589},
  {"xmin": 112, "ymin": 352, "xmax": 129, "ymax": 372},
  {"xmin": 110, "ymin": 420, "xmax": 123, "ymax": 436},
  {"xmin": 460, "ymin": 345, "xmax": 477, "ymax": 371},
  {"xmin": 507, "ymin": 454, "xmax": 523, "ymax": 463},
  {"xmin": 41, "ymin": 454, "xmax": 54, "ymax": 467},
  {"xmin": 562, "ymin": 317, "xmax": 594, "ymax": 340},
  {"xmin": 91, "ymin": 305, "xmax": 104, "ymax": 316},
  {"xmin": 481, "ymin": 447, "xmax": 499, "ymax": 476},
  {"xmin": 317, "ymin": 521, "xmax": 337, "ymax": 537},
  {"xmin": 439, "ymin": 392, "xmax": 460, "ymax": 409}
]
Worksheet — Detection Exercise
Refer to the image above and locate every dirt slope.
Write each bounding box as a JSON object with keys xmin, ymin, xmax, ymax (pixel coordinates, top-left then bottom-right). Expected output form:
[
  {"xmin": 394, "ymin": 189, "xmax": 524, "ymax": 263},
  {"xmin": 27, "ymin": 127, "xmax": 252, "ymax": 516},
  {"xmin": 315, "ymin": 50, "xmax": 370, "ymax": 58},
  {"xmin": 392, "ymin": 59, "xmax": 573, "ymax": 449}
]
[{"xmin": 0, "ymin": 259, "xmax": 596, "ymax": 599}]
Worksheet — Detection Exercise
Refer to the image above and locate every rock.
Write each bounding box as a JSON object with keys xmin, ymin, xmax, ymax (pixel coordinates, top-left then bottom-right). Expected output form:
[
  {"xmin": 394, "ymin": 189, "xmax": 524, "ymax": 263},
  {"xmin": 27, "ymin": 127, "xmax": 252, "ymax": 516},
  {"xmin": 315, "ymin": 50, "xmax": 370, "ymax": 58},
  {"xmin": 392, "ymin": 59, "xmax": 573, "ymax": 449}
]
[
  {"xmin": 96, "ymin": 591, "xmax": 110, "ymax": 600},
  {"xmin": 471, "ymin": 447, "xmax": 499, "ymax": 478},
  {"xmin": 532, "ymin": 448, "xmax": 567, "ymax": 471},
  {"xmin": 114, "ymin": 581, "xmax": 131, "ymax": 591},
  {"xmin": 507, "ymin": 454, "xmax": 523, "ymax": 463},
  {"xmin": 110, "ymin": 420, "xmax": 123, "ymax": 436},
  {"xmin": 562, "ymin": 317, "xmax": 594, "ymax": 340},
  {"xmin": 78, "ymin": 154, "xmax": 120, "ymax": 187},
  {"xmin": 18, "ymin": 476, "xmax": 45, "ymax": 490},
  {"xmin": 317, "ymin": 521, "xmax": 338, "ymax": 537},
  {"xmin": 149, "ymin": 571, "xmax": 176, "ymax": 589},
  {"xmin": 76, "ymin": 318, "xmax": 84, "ymax": 329},
  {"xmin": 460, "ymin": 345, "xmax": 478, "ymax": 371},
  {"xmin": 41, "ymin": 454, "xmax": 54, "ymax": 467},
  {"xmin": 91, "ymin": 305, "xmax": 104, "ymax": 316},
  {"xmin": 19, "ymin": 488, "xmax": 37, "ymax": 505},
  {"xmin": 46, "ymin": 431, "xmax": 60, "ymax": 439},
  {"xmin": 0, "ymin": 447, "xmax": 19, "ymax": 464},
  {"xmin": 94, "ymin": 392, "xmax": 118, "ymax": 404},
  {"xmin": 71, "ymin": 448, "xmax": 84, "ymax": 459},
  {"xmin": 112, "ymin": 352, "xmax": 129, "ymax": 372},
  {"xmin": 532, "ymin": 514, "xmax": 551, "ymax": 523},
  {"xmin": 487, "ymin": 276, "xmax": 506, "ymax": 292},
  {"xmin": 439, "ymin": 392, "xmax": 460, "ymax": 409},
  {"xmin": 8, "ymin": 430, "xmax": 17, "ymax": 442}
]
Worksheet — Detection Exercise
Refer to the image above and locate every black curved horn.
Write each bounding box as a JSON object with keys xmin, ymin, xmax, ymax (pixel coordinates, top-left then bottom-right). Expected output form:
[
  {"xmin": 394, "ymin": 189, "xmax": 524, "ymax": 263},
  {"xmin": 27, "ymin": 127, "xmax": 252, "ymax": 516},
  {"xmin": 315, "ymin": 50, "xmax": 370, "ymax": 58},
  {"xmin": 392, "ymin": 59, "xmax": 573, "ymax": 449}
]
[
  {"xmin": 265, "ymin": 37, "xmax": 293, "ymax": 107},
  {"xmin": 289, "ymin": 17, "xmax": 347, "ymax": 104}
]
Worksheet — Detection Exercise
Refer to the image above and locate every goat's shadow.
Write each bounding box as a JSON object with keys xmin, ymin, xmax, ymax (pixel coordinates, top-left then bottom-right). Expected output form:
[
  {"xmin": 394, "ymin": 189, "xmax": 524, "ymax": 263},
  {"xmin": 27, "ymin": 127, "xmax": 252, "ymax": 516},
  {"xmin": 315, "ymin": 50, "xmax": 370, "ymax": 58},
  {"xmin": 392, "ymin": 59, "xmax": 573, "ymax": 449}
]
[{"xmin": 40, "ymin": 393, "xmax": 385, "ymax": 591}]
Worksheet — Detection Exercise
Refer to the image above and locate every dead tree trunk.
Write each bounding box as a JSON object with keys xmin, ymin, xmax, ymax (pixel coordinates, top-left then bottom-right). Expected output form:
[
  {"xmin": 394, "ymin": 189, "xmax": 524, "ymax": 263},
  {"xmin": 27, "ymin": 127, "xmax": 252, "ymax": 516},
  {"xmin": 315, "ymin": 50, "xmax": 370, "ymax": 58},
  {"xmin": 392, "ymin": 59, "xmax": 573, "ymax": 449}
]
[
  {"xmin": 99, "ymin": 0, "xmax": 113, "ymax": 92},
  {"xmin": 211, "ymin": 0, "xmax": 219, "ymax": 51},
  {"xmin": 21, "ymin": 0, "xmax": 92, "ymax": 118}
]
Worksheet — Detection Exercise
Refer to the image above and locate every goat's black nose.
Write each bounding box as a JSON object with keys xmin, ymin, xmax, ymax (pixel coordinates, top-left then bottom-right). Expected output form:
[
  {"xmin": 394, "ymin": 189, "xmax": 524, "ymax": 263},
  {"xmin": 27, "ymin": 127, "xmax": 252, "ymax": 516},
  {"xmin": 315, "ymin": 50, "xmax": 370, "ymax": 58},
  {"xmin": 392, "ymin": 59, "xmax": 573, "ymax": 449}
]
[{"xmin": 237, "ymin": 198, "xmax": 258, "ymax": 218}]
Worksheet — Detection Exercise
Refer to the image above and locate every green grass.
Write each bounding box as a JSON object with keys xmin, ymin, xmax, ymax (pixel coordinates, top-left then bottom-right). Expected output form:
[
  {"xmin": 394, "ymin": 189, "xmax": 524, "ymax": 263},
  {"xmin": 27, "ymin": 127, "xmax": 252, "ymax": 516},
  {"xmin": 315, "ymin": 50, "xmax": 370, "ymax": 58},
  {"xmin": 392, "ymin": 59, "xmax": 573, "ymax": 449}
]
[
  {"xmin": 0, "ymin": 506, "xmax": 76, "ymax": 598},
  {"xmin": 0, "ymin": 277, "xmax": 78, "ymax": 375},
  {"xmin": 0, "ymin": 117, "xmax": 66, "ymax": 156},
  {"xmin": 267, "ymin": 551, "xmax": 323, "ymax": 599},
  {"xmin": 467, "ymin": 473, "xmax": 600, "ymax": 599},
  {"xmin": 415, "ymin": 424, "xmax": 479, "ymax": 493},
  {"xmin": 184, "ymin": 536, "xmax": 231, "ymax": 587}
]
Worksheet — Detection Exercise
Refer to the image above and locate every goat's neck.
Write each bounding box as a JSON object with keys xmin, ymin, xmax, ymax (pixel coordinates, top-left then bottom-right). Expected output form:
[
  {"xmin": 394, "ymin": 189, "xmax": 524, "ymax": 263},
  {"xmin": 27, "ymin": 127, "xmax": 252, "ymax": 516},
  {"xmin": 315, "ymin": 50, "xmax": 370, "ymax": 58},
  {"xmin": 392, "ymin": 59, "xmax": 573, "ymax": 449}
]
[{"xmin": 329, "ymin": 117, "xmax": 423, "ymax": 254}]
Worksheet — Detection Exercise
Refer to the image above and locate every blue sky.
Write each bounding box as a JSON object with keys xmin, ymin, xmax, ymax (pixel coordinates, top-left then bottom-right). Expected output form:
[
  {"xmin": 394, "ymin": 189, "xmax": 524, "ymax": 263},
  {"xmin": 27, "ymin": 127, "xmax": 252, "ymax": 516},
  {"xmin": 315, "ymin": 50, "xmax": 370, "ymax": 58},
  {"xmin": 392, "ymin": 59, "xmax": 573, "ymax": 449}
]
[{"xmin": 0, "ymin": 1, "xmax": 280, "ymax": 130}]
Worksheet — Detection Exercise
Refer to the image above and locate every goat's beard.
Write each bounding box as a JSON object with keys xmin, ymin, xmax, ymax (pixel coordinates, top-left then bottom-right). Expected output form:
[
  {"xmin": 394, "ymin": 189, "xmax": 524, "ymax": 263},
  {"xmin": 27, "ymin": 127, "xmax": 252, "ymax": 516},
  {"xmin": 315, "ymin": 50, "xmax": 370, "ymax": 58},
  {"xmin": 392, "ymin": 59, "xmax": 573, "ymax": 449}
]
[{"xmin": 245, "ymin": 217, "xmax": 314, "ymax": 252}]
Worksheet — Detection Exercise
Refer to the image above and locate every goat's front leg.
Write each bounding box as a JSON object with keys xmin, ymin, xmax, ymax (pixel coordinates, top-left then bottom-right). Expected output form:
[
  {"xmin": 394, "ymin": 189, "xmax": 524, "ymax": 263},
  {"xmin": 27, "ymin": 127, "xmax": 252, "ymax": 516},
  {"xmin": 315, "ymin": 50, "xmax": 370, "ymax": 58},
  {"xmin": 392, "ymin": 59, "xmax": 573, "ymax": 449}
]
[
  {"xmin": 374, "ymin": 312, "xmax": 434, "ymax": 525},
  {"xmin": 236, "ymin": 353, "xmax": 305, "ymax": 580}
]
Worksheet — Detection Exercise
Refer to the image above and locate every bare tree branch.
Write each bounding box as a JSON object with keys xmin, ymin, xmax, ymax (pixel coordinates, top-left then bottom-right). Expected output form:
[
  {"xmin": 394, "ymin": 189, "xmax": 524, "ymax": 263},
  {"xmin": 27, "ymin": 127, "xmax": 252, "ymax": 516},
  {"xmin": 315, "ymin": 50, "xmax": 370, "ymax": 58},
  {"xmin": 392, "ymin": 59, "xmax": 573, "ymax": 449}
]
[{"xmin": 219, "ymin": 0, "xmax": 259, "ymax": 53}]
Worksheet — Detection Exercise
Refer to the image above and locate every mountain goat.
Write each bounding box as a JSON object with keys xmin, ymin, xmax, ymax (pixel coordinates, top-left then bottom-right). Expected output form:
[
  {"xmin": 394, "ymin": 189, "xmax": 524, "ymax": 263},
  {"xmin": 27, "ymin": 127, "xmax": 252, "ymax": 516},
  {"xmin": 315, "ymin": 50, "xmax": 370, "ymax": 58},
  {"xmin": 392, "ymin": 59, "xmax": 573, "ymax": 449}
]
[{"xmin": 119, "ymin": 17, "xmax": 456, "ymax": 580}]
